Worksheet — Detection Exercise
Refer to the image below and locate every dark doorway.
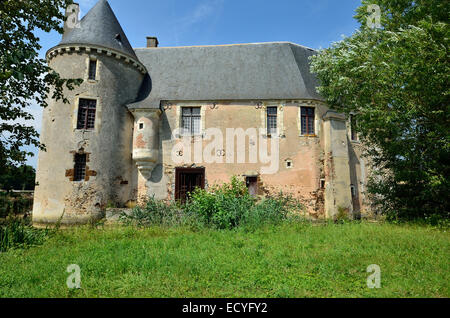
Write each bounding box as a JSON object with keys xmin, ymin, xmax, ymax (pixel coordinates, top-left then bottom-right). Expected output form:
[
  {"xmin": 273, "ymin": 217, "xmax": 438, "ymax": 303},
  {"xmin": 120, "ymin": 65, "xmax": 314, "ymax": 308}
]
[
  {"xmin": 175, "ymin": 168, "xmax": 205, "ymax": 202},
  {"xmin": 246, "ymin": 176, "xmax": 258, "ymax": 197}
]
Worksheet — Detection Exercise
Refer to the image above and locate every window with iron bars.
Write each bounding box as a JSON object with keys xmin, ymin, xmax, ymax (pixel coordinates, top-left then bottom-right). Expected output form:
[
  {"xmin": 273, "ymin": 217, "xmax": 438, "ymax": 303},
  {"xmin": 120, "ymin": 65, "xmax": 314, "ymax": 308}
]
[
  {"xmin": 301, "ymin": 107, "xmax": 315, "ymax": 135},
  {"xmin": 73, "ymin": 153, "xmax": 87, "ymax": 182},
  {"xmin": 88, "ymin": 60, "xmax": 97, "ymax": 80},
  {"xmin": 77, "ymin": 99, "xmax": 97, "ymax": 130},
  {"xmin": 181, "ymin": 107, "xmax": 201, "ymax": 135},
  {"xmin": 266, "ymin": 107, "xmax": 277, "ymax": 136}
]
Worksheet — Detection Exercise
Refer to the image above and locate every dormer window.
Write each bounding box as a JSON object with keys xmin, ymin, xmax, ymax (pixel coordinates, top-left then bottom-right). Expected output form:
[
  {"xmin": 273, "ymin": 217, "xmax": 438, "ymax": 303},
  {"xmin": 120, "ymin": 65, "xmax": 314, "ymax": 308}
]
[
  {"xmin": 115, "ymin": 33, "xmax": 122, "ymax": 44},
  {"xmin": 88, "ymin": 59, "xmax": 97, "ymax": 80}
]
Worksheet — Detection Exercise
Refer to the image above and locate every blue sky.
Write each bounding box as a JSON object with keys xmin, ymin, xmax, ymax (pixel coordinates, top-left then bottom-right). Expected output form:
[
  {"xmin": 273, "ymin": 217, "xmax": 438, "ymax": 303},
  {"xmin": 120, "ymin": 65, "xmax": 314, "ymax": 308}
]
[{"xmin": 26, "ymin": 0, "xmax": 362, "ymax": 168}]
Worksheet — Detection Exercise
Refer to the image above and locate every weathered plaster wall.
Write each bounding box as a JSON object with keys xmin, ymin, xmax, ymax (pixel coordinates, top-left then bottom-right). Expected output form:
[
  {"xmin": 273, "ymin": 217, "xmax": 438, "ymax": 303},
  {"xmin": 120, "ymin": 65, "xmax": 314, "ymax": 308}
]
[
  {"xmin": 145, "ymin": 100, "xmax": 329, "ymax": 217},
  {"xmin": 33, "ymin": 51, "xmax": 144, "ymax": 225}
]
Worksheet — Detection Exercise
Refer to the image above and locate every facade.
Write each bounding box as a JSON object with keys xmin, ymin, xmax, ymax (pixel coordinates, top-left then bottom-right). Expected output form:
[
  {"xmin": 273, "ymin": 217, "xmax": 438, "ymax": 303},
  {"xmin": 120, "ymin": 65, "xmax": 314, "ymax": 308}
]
[{"xmin": 32, "ymin": 0, "xmax": 369, "ymax": 225}]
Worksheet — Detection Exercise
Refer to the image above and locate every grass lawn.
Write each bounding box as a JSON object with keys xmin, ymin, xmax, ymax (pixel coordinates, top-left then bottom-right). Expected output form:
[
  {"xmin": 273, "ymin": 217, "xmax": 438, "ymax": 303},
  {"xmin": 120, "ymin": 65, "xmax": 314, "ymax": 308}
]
[{"xmin": 0, "ymin": 221, "xmax": 448, "ymax": 298}]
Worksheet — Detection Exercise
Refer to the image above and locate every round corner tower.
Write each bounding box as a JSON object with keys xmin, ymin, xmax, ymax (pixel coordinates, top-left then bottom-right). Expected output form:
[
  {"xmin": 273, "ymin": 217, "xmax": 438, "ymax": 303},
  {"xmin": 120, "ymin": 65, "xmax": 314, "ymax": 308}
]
[{"xmin": 33, "ymin": 0, "xmax": 148, "ymax": 225}]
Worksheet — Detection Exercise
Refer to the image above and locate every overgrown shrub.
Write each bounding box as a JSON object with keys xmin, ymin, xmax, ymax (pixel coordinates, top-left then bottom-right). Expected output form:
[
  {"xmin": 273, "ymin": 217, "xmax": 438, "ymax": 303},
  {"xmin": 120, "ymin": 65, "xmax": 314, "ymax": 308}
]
[
  {"xmin": 0, "ymin": 192, "xmax": 33, "ymax": 218},
  {"xmin": 121, "ymin": 177, "xmax": 305, "ymax": 230},
  {"xmin": 185, "ymin": 177, "xmax": 255, "ymax": 229},
  {"xmin": 0, "ymin": 219, "xmax": 51, "ymax": 253},
  {"xmin": 242, "ymin": 193, "xmax": 303, "ymax": 228},
  {"xmin": 120, "ymin": 197, "xmax": 196, "ymax": 228}
]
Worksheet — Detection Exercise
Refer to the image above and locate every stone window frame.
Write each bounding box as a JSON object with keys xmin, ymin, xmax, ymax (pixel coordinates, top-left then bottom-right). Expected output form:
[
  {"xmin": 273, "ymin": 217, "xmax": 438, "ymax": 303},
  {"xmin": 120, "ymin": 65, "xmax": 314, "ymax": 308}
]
[
  {"xmin": 65, "ymin": 149, "xmax": 97, "ymax": 182},
  {"xmin": 85, "ymin": 55, "xmax": 100, "ymax": 83},
  {"xmin": 260, "ymin": 101, "xmax": 285, "ymax": 138},
  {"xmin": 175, "ymin": 102, "xmax": 206, "ymax": 138},
  {"xmin": 72, "ymin": 95, "xmax": 103, "ymax": 133},
  {"xmin": 73, "ymin": 153, "xmax": 87, "ymax": 182},
  {"xmin": 285, "ymin": 159, "xmax": 293, "ymax": 169},
  {"xmin": 297, "ymin": 103, "xmax": 319, "ymax": 137}
]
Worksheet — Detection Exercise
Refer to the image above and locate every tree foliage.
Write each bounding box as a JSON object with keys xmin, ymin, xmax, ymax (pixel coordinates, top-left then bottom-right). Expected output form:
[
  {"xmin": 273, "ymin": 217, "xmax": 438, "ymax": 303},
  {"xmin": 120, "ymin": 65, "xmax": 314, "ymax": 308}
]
[
  {"xmin": 0, "ymin": 0, "xmax": 82, "ymax": 173},
  {"xmin": 0, "ymin": 164, "xmax": 36, "ymax": 191},
  {"xmin": 310, "ymin": 0, "xmax": 449, "ymax": 219}
]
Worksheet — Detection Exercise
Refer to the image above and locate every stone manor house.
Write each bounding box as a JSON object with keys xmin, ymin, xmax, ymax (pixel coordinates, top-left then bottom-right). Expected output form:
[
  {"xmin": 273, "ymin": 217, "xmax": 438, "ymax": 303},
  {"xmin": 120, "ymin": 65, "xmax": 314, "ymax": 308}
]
[{"xmin": 33, "ymin": 0, "xmax": 369, "ymax": 225}]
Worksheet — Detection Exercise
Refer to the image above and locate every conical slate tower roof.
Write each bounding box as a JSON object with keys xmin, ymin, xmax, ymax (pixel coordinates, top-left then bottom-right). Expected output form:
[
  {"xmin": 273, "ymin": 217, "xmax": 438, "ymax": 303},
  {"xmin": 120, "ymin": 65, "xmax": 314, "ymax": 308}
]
[{"xmin": 59, "ymin": 0, "xmax": 137, "ymax": 59}]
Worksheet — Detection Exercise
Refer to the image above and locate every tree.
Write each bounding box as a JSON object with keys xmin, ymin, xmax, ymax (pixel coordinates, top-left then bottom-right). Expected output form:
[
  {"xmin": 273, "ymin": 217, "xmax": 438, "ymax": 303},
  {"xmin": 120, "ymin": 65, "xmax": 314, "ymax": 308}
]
[
  {"xmin": 310, "ymin": 0, "xmax": 449, "ymax": 219},
  {"xmin": 0, "ymin": 164, "xmax": 36, "ymax": 191},
  {"xmin": 0, "ymin": 0, "xmax": 82, "ymax": 174}
]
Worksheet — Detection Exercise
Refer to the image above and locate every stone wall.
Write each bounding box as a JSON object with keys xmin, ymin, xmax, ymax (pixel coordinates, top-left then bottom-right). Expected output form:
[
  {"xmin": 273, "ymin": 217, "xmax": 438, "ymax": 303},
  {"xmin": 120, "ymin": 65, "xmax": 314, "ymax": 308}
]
[{"xmin": 33, "ymin": 49, "xmax": 144, "ymax": 225}]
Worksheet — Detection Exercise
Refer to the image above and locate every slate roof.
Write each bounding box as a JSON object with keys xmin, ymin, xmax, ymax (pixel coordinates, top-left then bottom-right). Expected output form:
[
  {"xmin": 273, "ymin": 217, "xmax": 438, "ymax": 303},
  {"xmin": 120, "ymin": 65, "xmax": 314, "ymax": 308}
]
[
  {"xmin": 59, "ymin": 0, "xmax": 137, "ymax": 60},
  {"xmin": 129, "ymin": 42, "xmax": 323, "ymax": 109}
]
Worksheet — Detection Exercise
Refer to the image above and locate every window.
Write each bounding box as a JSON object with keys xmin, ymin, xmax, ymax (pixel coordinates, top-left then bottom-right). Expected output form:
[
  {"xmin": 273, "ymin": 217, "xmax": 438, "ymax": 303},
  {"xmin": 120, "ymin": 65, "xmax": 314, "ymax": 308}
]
[
  {"xmin": 320, "ymin": 179, "xmax": 326, "ymax": 189},
  {"xmin": 301, "ymin": 107, "xmax": 315, "ymax": 135},
  {"xmin": 175, "ymin": 168, "xmax": 205, "ymax": 202},
  {"xmin": 266, "ymin": 107, "xmax": 277, "ymax": 136},
  {"xmin": 285, "ymin": 159, "xmax": 293, "ymax": 169},
  {"xmin": 77, "ymin": 99, "xmax": 97, "ymax": 130},
  {"xmin": 246, "ymin": 176, "xmax": 258, "ymax": 197},
  {"xmin": 181, "ymin": 107, "xmax": 201, "ymax": 135},
  {"xmin": 88, "ymin": 59, "xmax": 97, "ymax": 80},
  {"xmin": 139, "ymin": 123, "xmax": 144, "ymax": 130},
  {"xmin": 350, "ymin": 184, "xmax": 357, "ymax": 198},
  {"xmin": 350, "ymin": 114, "xmax": 358, "ymax": 141},
  {"xmin": 73, "ymin": 153, "xmax": 87, "ymax": 182}
]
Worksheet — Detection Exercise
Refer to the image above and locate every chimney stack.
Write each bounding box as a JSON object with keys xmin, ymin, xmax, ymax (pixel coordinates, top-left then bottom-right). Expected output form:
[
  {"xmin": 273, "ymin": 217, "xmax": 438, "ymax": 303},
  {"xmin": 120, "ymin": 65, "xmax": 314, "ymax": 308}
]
[
  {"xmin": 64, "ymin": 3, "xmax": 80, "ymax": 34},
  {"xmin": 146, "ymin": 37, "xmax": 159, "ymax": 48}
]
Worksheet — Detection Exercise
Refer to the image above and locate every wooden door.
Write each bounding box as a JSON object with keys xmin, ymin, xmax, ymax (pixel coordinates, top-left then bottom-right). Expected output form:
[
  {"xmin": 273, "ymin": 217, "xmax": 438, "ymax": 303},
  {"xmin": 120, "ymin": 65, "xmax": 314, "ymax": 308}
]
[{"xmin": 175, "ymin": 168, "xmax": 205, "ymax": 202}]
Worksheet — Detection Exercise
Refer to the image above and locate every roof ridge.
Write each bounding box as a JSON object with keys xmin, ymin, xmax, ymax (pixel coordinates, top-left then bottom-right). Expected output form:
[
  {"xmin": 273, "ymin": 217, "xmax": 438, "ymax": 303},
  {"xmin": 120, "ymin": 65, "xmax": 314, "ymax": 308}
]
[{"xmin": 134, "ymin": 41, "xmax": 317, "ymax": 51}]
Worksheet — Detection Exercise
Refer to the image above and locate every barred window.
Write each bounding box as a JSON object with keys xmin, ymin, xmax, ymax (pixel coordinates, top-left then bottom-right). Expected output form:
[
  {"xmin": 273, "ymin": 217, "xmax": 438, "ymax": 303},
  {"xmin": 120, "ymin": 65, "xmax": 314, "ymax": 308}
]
[
  {"xmin": 267, "ymin": 107, "xmax": 277, "ymax": 136},
  {"xmin": 350, "ymin": 114, "xmax": 358, "ymax": 141},
  {"xmin": 74, "ymin": 154, "xmax": 87, "ymax": 182},
  {"xmin": 181, "ymin": 107, "xmax": 201, "ymax": 135},
  {"xmin": 88, "ymin": 60, "xmax": 97, "ymax": 80},
  {"xmin": 77, "ymin": 99, "xmax": 97, "ymax": 130},
  {"xmin": 301, "ymin": 107, "xmax": 315, "ymax": 135}
]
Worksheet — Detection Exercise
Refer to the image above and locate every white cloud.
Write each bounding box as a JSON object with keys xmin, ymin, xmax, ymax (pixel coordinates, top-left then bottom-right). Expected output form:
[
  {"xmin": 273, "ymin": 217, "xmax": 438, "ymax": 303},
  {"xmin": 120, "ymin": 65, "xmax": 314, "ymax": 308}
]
[
  {"xmin": 179, "ymin": 0, "xmax": 224, "ymax": 28},
  {"xmin": 173, "ymin": 0, "xmax": 224, "ymax": 44}
]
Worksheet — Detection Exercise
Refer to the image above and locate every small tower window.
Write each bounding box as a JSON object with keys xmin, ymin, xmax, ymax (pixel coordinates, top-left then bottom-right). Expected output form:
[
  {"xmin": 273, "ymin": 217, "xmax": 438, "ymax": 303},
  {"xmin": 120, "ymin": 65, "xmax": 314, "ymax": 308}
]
[
  {"xmin": 77, "ymin": 99, "xmax": 97, "ymax": 130},
  {"xmin": 350, "ymin": 114, "xmax": 358, "ymax": 141},
  {"xmin": 301, "ymin": 107, "xmax": 315, "ymax": 135},
  {"xmin": 266, "ymin": 107, "xmax": 278, "ymax": 136},
  {"xmin": 351, "ymin": 184, "xmax": 357, "ymax": 198},
  {"xmin": 320, "ymin": 179, "xmax": 326, "ymax": 189},
  {"xmin": 139, "ymin": 123, "xmax": 144, "ymax": 130},
  {"xmin": 88, "ymin": 59, "xmax": 97, "ymax": 80},
  {"xmin": 74, "ymin": 153, "xmax": 87, "ymax": 181}
]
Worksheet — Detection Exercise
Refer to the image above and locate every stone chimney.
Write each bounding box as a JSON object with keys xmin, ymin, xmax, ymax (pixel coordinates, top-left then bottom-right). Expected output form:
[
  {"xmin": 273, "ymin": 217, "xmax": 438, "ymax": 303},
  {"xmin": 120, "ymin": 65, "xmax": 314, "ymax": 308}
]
[
  {"xmin": 146, "ymin": 37, "xmax": 159, "ymax": 48},
  {"xmin": 64, "ymin": 3, "xmax": 80, "ymax": 34}
]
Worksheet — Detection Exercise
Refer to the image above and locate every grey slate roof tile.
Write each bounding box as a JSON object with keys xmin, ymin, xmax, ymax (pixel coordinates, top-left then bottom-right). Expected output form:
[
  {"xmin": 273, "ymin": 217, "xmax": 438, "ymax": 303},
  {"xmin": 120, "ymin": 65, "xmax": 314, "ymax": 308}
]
[
  {"xmin": 59, "ymin": 0, "xmax": 137, "ymax": 60},
  {"xmin": 130, "ymin": 42, "xmax": 323, "ymax": 109}
]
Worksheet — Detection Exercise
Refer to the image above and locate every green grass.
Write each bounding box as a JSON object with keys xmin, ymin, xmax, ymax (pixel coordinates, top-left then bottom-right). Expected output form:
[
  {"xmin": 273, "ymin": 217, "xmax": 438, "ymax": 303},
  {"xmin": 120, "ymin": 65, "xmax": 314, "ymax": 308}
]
[{"xmin": 0, "ymin": 221, "xmax": 448, "ymax": 298}]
